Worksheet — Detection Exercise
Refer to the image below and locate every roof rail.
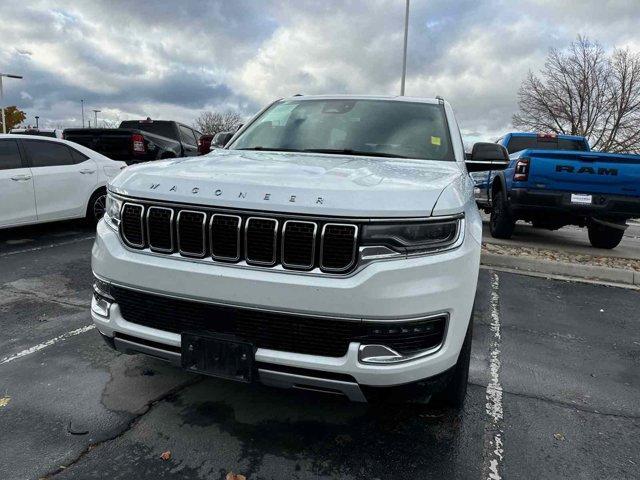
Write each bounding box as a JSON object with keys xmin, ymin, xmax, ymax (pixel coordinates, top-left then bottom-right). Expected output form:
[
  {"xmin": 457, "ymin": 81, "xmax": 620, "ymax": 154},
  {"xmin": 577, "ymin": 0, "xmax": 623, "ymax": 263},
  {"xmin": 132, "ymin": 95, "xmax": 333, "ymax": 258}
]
[{"xmin": 293, "ymin": 93, "xmax": 303, "ymax": 97}]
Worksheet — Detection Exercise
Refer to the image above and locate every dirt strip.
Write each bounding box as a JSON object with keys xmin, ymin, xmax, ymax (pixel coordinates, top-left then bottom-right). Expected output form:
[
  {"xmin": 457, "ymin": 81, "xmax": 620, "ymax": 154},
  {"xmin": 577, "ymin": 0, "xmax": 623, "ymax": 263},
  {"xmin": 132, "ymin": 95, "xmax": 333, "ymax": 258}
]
[{"xmin": 482, "ymin": 242, "xmax": 640, "ymax": 272}]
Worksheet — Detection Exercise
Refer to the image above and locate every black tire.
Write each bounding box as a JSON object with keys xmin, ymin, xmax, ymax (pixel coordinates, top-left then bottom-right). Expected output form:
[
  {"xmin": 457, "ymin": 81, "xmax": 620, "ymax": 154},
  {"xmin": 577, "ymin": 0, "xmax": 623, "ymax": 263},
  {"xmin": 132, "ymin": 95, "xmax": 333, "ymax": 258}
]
[
  {"xmin": 490, "ymin": 190, "xmax": 515, "ymax": 239},
  {"xmin": 86, "ymin": 189, "xmax": 107, "ymax": 224},
  {"xmin": 587, "ymin": 223, "xmax": 625, "ymax": 249},
  {"xmin": 431, "ymin": 316, "xmax": 473, "ymax": 410}
]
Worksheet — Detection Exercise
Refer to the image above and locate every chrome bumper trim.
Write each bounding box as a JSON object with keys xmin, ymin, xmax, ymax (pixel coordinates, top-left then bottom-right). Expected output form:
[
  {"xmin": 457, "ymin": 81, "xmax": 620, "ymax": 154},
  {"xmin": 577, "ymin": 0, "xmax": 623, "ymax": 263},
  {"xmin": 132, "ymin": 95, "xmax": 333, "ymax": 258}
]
[
  {"xmin": 113, "ymin": 337, "xmax": 181, "ymax": 364},
  {"xmin": 258, "ymin": 369, "xmax": 367, "ymax": 402},
  {"xmin": 110, "ymin": 336, "xmax": 367, "ymax": 402}
]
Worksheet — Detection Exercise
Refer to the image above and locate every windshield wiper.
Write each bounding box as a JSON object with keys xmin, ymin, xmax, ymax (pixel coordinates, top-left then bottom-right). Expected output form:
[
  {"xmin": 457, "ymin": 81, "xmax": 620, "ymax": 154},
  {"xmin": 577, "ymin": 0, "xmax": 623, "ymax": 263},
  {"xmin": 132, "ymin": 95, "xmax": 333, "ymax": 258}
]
[
  {"xmin": 235, "ymin": 146, "xmax": 301, "ymax": 152},
  {"xmin": 236, "ymin": 147, "xmax": 410, "ymax": 159},
  {"xmin": 302, "ymin": 148, "xmax": 409, "ymax": 159}
]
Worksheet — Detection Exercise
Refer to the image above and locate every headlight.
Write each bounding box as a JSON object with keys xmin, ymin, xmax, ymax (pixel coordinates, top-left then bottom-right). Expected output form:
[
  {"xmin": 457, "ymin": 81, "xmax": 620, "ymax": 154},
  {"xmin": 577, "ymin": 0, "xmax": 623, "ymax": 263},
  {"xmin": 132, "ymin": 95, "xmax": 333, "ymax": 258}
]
[
  {"xmin": 104, "ymin": 193, "xmax": 122, "ymax": 230},
  {"xmin": 361, "ymin": 217, "xmax": 462, "ymax": 254}
]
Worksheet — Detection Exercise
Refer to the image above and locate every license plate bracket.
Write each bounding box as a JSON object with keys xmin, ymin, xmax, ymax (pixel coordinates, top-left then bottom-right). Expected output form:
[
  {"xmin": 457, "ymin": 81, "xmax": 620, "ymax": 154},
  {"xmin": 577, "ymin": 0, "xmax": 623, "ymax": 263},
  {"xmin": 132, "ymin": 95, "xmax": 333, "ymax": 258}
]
[
  {"xmin": 570, "ymin": 193, "xmax": 592, "ymax": 205},
  {"xmin": 181, "ymin": 332, "xmax": 254, "ymax": 383}
]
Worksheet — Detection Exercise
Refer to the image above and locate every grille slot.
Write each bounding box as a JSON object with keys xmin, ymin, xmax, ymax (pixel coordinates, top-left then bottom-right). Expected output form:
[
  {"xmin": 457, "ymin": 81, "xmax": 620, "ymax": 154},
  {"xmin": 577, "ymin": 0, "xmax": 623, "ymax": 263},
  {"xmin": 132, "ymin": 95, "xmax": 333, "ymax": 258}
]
[
  {"xmin": 177, "ymin": 210, "xmax": 207, "ymax": 257},
  {"xmin": 121, "ymin": 203, "xmax": 144, "ymax": 248},
  {"xmin": 110, "ymin": 286, "xmax": 447, "ymax": 358},
  {"xmin": 146, "ymin": 207, "xmax": 174, "ymax": 252},
  {"xmin": 210, "ymin": 214, "xmax": 241, "ymax": 261},
  {"xmin": 282, "ymin": 220, "xmax": 317, "ymax": 270},
  {"xmin": 320, "ymin": 224, "xmax": 358, "ymax": 272},
  {"xmin": 245, "ymin": 217, "xmax": 278, "ymax": 265}
]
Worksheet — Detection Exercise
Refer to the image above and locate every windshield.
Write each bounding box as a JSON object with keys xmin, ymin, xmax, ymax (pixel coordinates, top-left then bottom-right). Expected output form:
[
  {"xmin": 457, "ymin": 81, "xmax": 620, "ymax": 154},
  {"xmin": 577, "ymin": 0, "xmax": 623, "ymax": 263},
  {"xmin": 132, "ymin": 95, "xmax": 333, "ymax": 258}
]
[
  {"xmin": 229, "ymin": 99, "xmax": 455, "ymax": 161},
  {"xmin": 506, "ymin": 136, "xmax": 588, "ymax": 154}
]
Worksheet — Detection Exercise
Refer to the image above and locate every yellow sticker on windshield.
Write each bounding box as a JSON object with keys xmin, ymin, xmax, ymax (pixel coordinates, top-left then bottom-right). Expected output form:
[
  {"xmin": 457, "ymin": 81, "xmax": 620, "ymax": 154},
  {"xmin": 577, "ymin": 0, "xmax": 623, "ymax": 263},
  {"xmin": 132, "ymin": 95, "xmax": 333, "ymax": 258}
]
[{"xmin": 431, "ymin": 136, "xmax": 441, "ymax": 146}]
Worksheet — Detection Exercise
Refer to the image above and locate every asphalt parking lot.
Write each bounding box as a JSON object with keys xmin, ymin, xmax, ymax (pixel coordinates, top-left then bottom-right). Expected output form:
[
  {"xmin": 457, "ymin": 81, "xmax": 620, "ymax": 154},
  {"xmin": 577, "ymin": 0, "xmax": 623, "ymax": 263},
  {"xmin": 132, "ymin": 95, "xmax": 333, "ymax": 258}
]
[{"xmin": 1, "ymin": 222, "xmax": 639, "ymax": 480}]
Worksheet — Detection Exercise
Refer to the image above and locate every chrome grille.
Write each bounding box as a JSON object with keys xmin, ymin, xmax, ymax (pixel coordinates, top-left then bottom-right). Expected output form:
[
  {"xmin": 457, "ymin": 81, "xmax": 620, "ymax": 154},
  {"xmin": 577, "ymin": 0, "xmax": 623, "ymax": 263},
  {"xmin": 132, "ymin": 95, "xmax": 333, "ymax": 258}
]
[
  {"xmin": 146, "ymin": 207, "xmax": 173, "ymax": 252},
  {"xmin": 210, "ymin": 214, "xmax": 241, "ymax": 261},
  {"xmin": 118, "ymin": 201, "xmax": 358, "ymax": 274},
  {"xmin": 321, "ymin": 224, "xmax": 358, "ymax": 272},
  {"xmin": 282, "ymin": 220, "xmax": 317, "ymax": 270},
  {"xmin": 177, "ymin": 210, "xmax": 206, "ymax": 257},
  {"xmin": 245, "ymin": 217, "xmax": 278, "ymax": 265},
  {"xmin": 121, "ymin": 203, "xmax": 144, "ymax": 248}
]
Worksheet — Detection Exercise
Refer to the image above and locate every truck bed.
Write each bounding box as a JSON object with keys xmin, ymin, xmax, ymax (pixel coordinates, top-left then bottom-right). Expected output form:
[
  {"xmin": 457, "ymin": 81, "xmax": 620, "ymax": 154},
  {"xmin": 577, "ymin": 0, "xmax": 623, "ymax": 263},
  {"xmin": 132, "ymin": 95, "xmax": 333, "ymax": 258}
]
[
  {"xmin": 63, "ymin": 128, "xmax": 136, "ymax": 161},
  {"xmin": 517, "ymin": 149, "xmax": 640, "ymax": 197}
]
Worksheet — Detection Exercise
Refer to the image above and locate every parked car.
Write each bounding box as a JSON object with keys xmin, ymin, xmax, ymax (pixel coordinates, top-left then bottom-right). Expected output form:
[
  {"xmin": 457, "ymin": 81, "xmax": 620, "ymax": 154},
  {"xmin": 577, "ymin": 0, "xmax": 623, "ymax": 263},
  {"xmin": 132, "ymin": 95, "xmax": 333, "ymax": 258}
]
[
  {"xmin": 198, "ymin": 131, "xmax": 236, "ymax": 155},
  {"xmin": 197, "ymin": 134, "xmax": 214, "ymax": 155},
  {"xmin": 90, "ymin": 95, "xmax": 501, "ymax": 409},
  {"xmin": 212, "ymin": 131, "xmax": 235, "ymax": 149},
  {"xmin": 0, "ymin": 134, "xmax": 126, "ymax": 229},
  {"xmin": 63, "ymin": 119, "xmax": 203, "ymax": 164},
  {"xmin": 471, "ymin": 132, "xmax": 640, "ymax": 248},
  {"xmin": 9, "ymin": 128, "xmax": 61, "ymax": 138}
]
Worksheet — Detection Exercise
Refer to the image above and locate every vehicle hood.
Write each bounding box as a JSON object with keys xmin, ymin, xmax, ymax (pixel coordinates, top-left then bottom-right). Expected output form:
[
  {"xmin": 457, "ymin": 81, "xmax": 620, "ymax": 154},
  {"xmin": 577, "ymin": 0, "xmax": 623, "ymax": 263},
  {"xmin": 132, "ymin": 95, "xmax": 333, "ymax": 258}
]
[{"xmin": 109, "ymin": 150, "xmax": 464, "ymax": 217}]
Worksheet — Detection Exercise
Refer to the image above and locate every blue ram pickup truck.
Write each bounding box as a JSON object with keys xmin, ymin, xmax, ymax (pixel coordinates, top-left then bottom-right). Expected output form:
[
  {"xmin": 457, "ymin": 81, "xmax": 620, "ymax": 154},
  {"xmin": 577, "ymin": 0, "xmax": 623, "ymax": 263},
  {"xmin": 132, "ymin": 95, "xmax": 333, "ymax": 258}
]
[{"xmin": 472, "ymin": 132, "xmax": 640, "ymax": 249}]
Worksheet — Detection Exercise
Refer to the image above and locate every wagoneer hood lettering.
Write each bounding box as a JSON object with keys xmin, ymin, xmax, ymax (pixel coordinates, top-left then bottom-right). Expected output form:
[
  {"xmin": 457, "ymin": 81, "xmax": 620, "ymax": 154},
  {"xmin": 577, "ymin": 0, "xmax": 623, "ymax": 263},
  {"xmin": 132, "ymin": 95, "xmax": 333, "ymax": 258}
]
[{"xmin": 109, "ymin": 150, "xmax": 464, "ymax": 217}]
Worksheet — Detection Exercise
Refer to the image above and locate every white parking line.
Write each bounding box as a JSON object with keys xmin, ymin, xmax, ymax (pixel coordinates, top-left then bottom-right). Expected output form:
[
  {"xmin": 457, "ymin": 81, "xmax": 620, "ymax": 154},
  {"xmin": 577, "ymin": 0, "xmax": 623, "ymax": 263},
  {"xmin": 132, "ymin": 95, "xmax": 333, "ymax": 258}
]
[
  {"xmin": 0, "ymin": 325, "xmax": 95, "ymax": 366},
  {"xmin": 482, "ymin": 272, "xmax": 504, "ymax": 480},
  {"xmin": 0, "ymin": 235, "xmax": 95, "ymax": 258}
]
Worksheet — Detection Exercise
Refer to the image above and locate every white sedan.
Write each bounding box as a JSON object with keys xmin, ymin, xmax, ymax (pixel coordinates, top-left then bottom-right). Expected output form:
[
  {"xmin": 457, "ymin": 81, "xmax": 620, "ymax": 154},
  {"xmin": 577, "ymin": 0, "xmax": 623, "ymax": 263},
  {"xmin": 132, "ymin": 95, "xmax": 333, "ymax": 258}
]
[{"xmin": 0, "ymin": 134, "xmax": 126, "ymax": 229}]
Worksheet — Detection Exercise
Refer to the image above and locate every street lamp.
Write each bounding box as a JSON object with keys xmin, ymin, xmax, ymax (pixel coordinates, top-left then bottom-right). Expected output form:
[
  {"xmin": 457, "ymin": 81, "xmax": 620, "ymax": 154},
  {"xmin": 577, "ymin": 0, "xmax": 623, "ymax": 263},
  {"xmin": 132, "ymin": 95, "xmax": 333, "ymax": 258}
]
[
  {"xmin": 0, "ymin": 73, "xmax": 24, "ymax": 134},
  {"xmin": 400, "ymin": 0, "xmax": 410, "ymax": 96},
  {"xmin": 93, "ymin": 109, "xmax": 101, "ymax": 127},
  {"xmin": 81, "ymin": 99, "xmax": 85, "ymax": 128}
]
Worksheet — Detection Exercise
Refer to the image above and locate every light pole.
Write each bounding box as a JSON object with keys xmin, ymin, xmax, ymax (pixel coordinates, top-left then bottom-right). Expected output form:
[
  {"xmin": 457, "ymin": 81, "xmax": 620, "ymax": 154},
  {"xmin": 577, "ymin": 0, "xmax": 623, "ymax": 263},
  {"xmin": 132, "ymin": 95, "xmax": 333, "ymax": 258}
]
[
  {"xmin": 35, "ymin": 116, "xmax": 39, "ymax": 128},
  {"xmin": 81, "ymin": 99, "xmax": 85, "ymax": 128},
  {"xmin": 400, "ymin": 0, "xmax": 410, "ymax": 96},
  {"xmin": 93, "ymin": 109, "xmax": 101, "ymax": 127},
  {"xmin": 0, "ymin": 73, "xmax": 23, "ymax": 134}
]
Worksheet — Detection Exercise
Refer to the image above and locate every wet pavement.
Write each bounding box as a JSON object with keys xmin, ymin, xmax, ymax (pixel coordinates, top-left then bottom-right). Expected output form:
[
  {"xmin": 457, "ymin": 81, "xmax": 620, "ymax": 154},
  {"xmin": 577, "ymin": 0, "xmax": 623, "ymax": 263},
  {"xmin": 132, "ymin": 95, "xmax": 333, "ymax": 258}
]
[{"xmin": 1, "ymin": 222, "xmax": 639, "ymax": 479}]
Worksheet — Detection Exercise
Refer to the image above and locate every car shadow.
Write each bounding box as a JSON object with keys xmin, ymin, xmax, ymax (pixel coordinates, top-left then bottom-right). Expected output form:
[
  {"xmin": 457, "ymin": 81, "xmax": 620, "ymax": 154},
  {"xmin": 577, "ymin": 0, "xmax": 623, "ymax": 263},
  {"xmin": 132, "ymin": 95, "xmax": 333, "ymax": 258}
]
[{"xmin": 0, "ymin": 219, "xmax": 96, "ymax": 253}]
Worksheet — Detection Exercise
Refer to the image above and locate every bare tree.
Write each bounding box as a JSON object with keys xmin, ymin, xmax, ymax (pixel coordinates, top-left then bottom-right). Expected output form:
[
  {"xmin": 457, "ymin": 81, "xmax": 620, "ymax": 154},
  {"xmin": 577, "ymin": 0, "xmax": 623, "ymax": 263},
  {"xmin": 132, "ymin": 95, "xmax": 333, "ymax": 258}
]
[
  {"xmin": 195, "ymin": 110, "xmax": 242, "ymax": 135},
  {"xmin": 513, "ymin": 36, "xmax": 640, "ymax": 153},
  {"xmin": 101, "ymin": 118, "xmax": 120, "ymax": 128}
]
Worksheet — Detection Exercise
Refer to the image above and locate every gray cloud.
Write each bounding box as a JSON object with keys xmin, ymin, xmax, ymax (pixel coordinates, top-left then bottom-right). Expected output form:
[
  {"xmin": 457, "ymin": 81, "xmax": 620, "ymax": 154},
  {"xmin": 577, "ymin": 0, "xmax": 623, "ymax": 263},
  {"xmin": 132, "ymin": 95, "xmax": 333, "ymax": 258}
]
[{"xmin": 0, "ymin": 0, "xmax": 638, "ymax": 139}]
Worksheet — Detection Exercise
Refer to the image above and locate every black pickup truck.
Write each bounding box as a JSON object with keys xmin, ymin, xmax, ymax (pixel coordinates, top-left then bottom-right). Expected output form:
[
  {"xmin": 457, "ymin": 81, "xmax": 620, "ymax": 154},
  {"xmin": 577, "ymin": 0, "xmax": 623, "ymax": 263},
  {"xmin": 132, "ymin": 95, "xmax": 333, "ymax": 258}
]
[{"xmin": 63, "ymin": 120, "xmax": 203, "ymax": 164}]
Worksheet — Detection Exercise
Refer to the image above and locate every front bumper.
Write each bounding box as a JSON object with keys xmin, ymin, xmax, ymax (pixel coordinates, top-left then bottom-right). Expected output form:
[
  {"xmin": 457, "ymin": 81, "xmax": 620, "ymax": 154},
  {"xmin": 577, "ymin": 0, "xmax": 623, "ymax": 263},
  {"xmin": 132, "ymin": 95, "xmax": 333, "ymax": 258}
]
[
  {"xmin": 509, "ymin": 188, "xmax": 640, "ymax": 219},
  {"xmin": 91, "ymin": 218, "xmax": 480, "ymax": 396}
]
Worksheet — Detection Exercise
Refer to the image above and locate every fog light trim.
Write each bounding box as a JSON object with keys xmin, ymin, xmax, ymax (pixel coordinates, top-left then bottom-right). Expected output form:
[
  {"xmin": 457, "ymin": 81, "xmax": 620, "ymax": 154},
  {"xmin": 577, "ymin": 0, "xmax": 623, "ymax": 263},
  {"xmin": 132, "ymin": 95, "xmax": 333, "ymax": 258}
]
[
  {"xmin": 91, "ymin": 293, "xmax": 112, "ymax": 318},
  {"xmin": 358, "ymin": 343, "xmax": 443, "ymax": 365}
]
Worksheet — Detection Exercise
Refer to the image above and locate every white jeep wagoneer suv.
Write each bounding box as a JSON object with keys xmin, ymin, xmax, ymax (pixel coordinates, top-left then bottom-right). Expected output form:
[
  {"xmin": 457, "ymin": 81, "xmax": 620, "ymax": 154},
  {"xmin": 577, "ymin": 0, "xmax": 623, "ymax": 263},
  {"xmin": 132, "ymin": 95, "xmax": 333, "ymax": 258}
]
[{"xmin": 91, "ymin": 95, "xmax": 506, "ymax": 408}]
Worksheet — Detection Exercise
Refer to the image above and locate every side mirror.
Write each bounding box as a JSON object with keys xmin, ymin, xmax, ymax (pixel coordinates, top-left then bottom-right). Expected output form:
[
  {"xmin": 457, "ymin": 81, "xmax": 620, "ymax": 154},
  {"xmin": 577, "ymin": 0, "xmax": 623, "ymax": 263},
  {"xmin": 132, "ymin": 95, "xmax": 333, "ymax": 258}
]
[
  {"xmin": 212, "ymin": 131, "xmax": 234, "ymax": 148},
  {"xmin": 465, "ymin": 142, "xmax": 510, "ymax": 172}
]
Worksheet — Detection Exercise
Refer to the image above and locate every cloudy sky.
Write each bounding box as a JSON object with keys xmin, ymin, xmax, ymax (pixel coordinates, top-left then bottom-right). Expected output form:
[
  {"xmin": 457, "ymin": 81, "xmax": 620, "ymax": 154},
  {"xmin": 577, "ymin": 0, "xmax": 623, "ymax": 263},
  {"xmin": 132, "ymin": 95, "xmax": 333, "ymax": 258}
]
[{"xmin": 1, "ymin": 0, "xmax": 639, "ymax": 141}]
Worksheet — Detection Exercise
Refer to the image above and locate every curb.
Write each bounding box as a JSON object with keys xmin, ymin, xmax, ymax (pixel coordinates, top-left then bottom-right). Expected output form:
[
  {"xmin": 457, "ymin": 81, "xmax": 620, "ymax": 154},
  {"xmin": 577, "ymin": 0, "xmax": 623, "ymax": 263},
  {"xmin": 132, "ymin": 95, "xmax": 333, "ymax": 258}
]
[{"xmin": 481, "ymin": 252, "xmax": 640, "ymax": 286}]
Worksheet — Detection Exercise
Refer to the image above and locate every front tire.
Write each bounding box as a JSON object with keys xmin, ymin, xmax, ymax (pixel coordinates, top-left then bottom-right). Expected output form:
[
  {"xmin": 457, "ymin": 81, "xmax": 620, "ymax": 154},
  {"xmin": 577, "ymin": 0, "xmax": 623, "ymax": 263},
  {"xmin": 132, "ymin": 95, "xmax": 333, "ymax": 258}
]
[
  {"xmin": 431, "ymin": 315, "xmax": 472, "ymax": 410},
  {"xmin": 588, "ymin": 223, "xmax": 624, "ymax": 249},
  {"xmin": 489, "ymin": 190, "xmax": 515, "ymax": 239},
  {"xmin": 87, "ymin": 189, "xmax": 107, "ymax": 224}
]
